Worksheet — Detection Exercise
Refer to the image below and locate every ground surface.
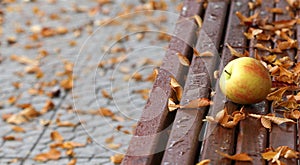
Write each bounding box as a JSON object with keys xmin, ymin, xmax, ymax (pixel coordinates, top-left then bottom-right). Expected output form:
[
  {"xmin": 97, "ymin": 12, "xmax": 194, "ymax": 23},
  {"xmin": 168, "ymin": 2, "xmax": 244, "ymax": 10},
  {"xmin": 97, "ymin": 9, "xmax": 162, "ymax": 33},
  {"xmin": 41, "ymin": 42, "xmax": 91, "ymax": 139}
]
[{"xmin": 0, "ymin": 0, "xmax": 181, "ymax": 164}]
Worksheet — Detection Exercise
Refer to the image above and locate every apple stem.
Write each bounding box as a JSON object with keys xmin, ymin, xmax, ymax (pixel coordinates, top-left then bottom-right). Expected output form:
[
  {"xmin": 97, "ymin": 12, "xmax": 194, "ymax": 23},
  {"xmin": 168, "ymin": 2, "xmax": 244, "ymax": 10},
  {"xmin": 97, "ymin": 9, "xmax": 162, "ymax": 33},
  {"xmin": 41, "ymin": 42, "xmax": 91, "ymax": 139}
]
[{"xmin": 225, "ymin": 70, "xmax": 231, "ymax": 76}]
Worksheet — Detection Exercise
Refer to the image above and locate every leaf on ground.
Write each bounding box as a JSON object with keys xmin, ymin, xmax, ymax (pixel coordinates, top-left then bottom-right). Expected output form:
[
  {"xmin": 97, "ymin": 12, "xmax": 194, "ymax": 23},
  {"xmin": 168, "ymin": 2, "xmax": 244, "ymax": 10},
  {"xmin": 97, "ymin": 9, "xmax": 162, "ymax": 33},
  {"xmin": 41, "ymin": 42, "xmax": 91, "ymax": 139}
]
[
  {"xmin": 12, "ymin": 126, "xmax": 26, "ymax": 133},
  {"xmin": 7, "ymin": 107, "xmax": 41, "ymax": 125},
  {"xmin": 33, "ymin": 148, "xmax": 61, "ymax": 162},
  {"xmin": 216, "ymin": 150, "xmax": 253, "ymax": 161},
  {"xmin": 110, "ymin": 154, "xmax": 124, "ymax": 164},
  {"xmin": 50, "ymin": 130, "xmax": 64, "ymax": 142},
  {"xmin": 67, "ymin": 158, "xmax": 77, "ymax": 165}
]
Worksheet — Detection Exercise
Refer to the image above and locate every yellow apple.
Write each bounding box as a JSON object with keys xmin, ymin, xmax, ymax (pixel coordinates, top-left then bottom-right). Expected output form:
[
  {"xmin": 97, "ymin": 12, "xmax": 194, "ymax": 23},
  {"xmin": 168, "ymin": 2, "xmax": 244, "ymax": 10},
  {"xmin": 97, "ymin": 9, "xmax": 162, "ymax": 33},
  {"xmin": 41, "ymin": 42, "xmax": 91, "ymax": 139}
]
[{"xmin": 219, "ymin": 57, "xmax": 272, "ymax": 104}]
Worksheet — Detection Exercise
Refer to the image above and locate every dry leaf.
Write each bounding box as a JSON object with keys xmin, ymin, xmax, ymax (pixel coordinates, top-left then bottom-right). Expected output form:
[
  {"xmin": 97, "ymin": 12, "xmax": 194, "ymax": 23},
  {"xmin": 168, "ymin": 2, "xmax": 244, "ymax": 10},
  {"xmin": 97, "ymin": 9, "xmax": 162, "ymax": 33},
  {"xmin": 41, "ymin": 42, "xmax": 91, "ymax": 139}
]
[
  {"xmin": 67, "ymin": 158, "xmax": 77, "ymax": 165},
  {"xmin": 56, "ymin": 118, "xmax": 76, "ymax": 127},
  {"xmin": 105, "ymin": 136, "xmax": 114, "ymax": 143},
  {"xmin": 226, "ymin": 43, "xmax": 247, "ymax": 57},
  {"xmin": 263, "ymin": 115, "xmax": 296, "ymax": 125},
  {"xmin": 110, "ymin": 154, "xmax": 124, "ymax": 164},
  {"xmin": 33, "ymin": 148, "xmax": 61, "ymax": 162},
  {"xmin": 98, "ymin": 107, "xmax": 114, "ymax": 117},
  {"xmin": 177, "ymin": 52, "xmax": 190, "ymax": 66},
  {"xmin": 180, "ymin": 98, "xmax": 212, "ymax": 109},
  {"xmin": 12, "ymin": 126, "xmax": 25, "ymax": 133},
  {"xmin": 50, "ymin": 131, "xmax": 64, "ymax": 142},
  {"xmin": 261, "ymin": 117, "xmax": 272, "ymax": 130},
  {"xmin": 62, "ymin": 141, "xmax": 85, "ymax": 149},
  {"xmin": 101, "ymin": 89, "xmax": 113, "ymax": 99},
  {"xmin": 41, "ymin": 100, "xmax": 55, "ymax": 114},
  {"xmin": 216, "ymin": 150, "xmax": 253, "ymax": 161},
  {"xmin": 107, "ymin": 143, "xmax": 122, "ymax": 149},
  {"xmin": 199, "ymin": 51, "xmax": 214, "ymax": 57},
  {"xmin": 196, "ymin": 159, "xmax": 210, "ymax": 165},
  {"xmin": 170, "ymin": 77, "xmax": 183, "ymax": 101},
  {"xmin": 284, "ymin": 110, "xmax": 300, "ymax": 120},
  {"xmin": 10, "ymin": 54, "xmax": 39, "ymax": 65},
  {"xmin": 193, "ymin": 15, "xmax": 202, "ymax": 28},
  {"xmin": 7, "ymin": 107, "xmax": 40, "ymax": 124},
  {"xmin": 168, "ymin": 98, "xmax": 180, "ymax": 112},
  {"xmin": 236, "ymin": 11, "xmax": 259, "ymax": 25},
  {"xmin": 266, "ymin": 87, "xmax": 289, "ymax": 101}
]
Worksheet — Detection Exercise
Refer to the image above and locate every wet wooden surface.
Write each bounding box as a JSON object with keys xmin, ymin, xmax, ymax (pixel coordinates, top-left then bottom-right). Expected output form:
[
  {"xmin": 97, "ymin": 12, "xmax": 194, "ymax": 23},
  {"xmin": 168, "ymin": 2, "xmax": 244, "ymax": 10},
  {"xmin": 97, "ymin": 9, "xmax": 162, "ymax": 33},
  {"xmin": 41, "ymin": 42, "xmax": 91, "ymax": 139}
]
[{"xmin": 123, "ymin": 1, "xmax": 300, "ymax": 164}]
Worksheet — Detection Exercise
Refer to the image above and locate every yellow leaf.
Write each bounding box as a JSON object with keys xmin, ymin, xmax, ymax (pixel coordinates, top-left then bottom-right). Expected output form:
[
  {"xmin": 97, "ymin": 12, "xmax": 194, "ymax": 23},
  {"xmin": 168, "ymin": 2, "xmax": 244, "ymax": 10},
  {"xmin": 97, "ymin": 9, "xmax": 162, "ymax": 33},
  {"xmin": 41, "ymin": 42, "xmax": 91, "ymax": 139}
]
[
  {"xmin": 67, "ymin": 158, "xmax": 77, "ymax": 165},
  {"xmin": 168, "ymin": 98, "xmax": 180, "ymax": 112},
  {"xmin": 33, "ymin": 148, "xmax": 61, "ymax": 162},
  {"xmin": 261, "ymin": 150, "xmax": 277, "ymax": 161},
  {"xmin": 196, "ymin": 159, "xmax": 210, "ymax": 165},
  {"xmin": 216, "ymin": 150, "xmax": 253, "ymax": 161}
]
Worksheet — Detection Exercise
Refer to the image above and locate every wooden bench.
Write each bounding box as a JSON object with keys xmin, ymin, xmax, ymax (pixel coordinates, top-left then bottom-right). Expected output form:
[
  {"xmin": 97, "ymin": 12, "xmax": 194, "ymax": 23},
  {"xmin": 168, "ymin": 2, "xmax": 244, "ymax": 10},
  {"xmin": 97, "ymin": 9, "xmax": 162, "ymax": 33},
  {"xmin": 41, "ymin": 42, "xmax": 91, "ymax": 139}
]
[{"xmin": 122, "ymin": 0, "xmax": 300, "ymax": 164}]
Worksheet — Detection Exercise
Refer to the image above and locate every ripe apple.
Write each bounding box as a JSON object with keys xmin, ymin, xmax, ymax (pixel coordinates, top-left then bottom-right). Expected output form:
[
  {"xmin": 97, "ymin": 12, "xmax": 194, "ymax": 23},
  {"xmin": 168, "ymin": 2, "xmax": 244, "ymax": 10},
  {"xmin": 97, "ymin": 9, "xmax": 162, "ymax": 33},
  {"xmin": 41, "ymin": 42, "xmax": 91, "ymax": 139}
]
[{"xmin": 219, "ymin": 57, "xmax": 272, "ymax": 104}]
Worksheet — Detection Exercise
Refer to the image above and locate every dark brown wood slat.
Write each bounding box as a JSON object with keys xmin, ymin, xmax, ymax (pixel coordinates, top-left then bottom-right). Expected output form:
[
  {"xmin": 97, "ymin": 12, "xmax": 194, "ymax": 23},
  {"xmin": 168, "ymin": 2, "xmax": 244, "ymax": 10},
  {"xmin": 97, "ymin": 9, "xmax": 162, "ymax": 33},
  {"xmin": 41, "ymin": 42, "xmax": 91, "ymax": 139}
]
[
  {"xmin": 235, "ymin": 1, "xmax": 274, "ymax": 165},
  {"xmin": 269, "ymin": 1, "xmax": 297, "ymax": 164},
  {"xmin": 160, "ymin": 1, "xmax": 229, "ymax": 165},
  {"xmin": 199, "ymin": 1, "xmax": 249, "ymax": 164},
  {"xmin": 121, "ymin": 1, "xmax": 203, "ymax": 165}
]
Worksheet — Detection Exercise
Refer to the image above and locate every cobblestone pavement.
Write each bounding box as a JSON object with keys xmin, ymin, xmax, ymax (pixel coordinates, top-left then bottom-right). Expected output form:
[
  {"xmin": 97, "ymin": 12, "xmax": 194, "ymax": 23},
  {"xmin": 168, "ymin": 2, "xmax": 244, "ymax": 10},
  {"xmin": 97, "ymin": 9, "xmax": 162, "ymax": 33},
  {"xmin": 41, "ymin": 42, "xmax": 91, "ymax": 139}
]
[{"xmin": 0, "ymin": 0, "xmax": 182, "ymax": 164}]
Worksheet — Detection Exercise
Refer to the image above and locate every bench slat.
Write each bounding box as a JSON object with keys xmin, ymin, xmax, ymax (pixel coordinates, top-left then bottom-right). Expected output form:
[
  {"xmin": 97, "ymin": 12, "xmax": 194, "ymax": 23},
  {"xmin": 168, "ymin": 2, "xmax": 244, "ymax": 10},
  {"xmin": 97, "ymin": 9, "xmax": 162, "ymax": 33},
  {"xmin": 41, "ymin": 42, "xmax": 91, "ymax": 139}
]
[
  {"xmin": 121, "ymin": 1, "xmax": 203, "ymax": 164},
  {"xmin": 200, "ymin": 1, "xmax": 247, "ymax": 164},
  {"xmin": 161, "ymin": 1, "xmax": 229, "ymax": 164},
  {"xmin": 269, "ymin": 1, "xmax": 298, "ymax": 164},
  {"xmin": 235, "ymin": 1, "xmax": 273, "ymax": 165}
]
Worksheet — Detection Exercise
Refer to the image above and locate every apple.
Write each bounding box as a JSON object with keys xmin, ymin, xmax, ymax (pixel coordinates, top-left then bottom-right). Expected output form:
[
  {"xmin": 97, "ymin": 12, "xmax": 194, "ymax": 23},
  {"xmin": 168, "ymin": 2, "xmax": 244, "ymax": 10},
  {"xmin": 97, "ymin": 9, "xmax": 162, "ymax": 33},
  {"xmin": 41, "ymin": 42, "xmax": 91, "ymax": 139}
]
[{"xmin": 219, "ymin": 57, "xmax": 272, "ymax": 104}]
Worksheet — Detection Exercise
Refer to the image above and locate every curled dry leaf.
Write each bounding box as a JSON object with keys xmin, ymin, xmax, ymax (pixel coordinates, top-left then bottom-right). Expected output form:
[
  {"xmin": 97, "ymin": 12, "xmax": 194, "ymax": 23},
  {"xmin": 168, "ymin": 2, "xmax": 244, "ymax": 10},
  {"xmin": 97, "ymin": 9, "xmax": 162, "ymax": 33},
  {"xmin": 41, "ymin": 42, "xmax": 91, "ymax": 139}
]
[
  {"xmin": 170, "ymin": 76, "xmax": 183, "ymax": 101},
  {"xmin": 180, "ymin": 98, "xmax": 212, "ymax": 109},
  {"xmin": 249, "ymin": 113, "xmax": 296, "ymax": 130},
  {"xmin": 168, "ymin": 98, "xmax": 180, "ymax": 112},
  {"xmin": 10, "ymin": 54, "xmax": 39, "ymax": 66},
  {"xmin": 177, "ymin": 52, "xmax": 190, "ymax": 66},
  {"xmin": 236, "ymin": 11, "xmax": 259, "ymax": 25},
  {"xmin": 266, "ymin": 87, "xmax": 289, "ymax": 101},
  {"xmin": 7, "ymin": 107, "xmax": 41, "ymax": 125},
  {"xmin": 204, "ymin": 107, "xmax": 245, "ymax": 128},
  {"xmin": 216, "ymin": 150, "xmax": 253, "ymax": 161},
  {"xmin": 196, "ymin": 159, "xmax": 211, "ymax": 165},
  {"xmin": 226, "ymin": 43, "xmax": 247, "ymax": 57},
  {"xmin": 261, "ymin": 146, "xmax": 299, "ymax": 163},
  {"xmin": 193, "ymin": 14, "xmax": 202, "ymax": 28},
  {"xmin": 284, "ymin": 110, "xmax": 300, "ymax": 120},
  {"xmin": 261, "ymin": 117, "xmax": 272, "ymax": 130},
  {"xmin": 56, "ymin": 118, "xmax": 76, "ymax": 127}
]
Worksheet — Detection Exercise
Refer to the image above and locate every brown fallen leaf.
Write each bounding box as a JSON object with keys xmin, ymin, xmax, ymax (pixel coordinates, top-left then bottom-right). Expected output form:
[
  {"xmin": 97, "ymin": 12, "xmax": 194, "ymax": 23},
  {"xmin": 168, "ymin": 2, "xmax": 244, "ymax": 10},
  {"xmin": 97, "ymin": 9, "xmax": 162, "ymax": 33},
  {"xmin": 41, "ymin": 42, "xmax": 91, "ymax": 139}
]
[
  {"xmin": 33, "ymin": 148, "xmax": 61, "ymax": 162},
  {"xmin": 41, "ymin": 100, "xmax": 55, "ymax": 114},
  {"xmin": 56, "ymin": 118, "xmax": 77, "ymax": 127},
  {"xmin": 7, "ymin": 107, "xmax": 41, "ymax": 125},
  {"xmin": 107, "ymin": 143, "xmax": 122, "ymax": 149},
  {"xmin": 261, "ymin": 146, "xmax": 299, "ymax": 163},
  {"xmin": 3, "ymin": 135, "xmax": 21, "ymax": 141},
  {"xmin": 98, "ymin": 107, "xmax": 114, "ymax": 117},
  {"xmin": 61, "ymin": 141, "xmax": 85, "ymax": 149},
  {"xmin": 216, "ymin": 150, "xmax": 253, "ymax": 161}
]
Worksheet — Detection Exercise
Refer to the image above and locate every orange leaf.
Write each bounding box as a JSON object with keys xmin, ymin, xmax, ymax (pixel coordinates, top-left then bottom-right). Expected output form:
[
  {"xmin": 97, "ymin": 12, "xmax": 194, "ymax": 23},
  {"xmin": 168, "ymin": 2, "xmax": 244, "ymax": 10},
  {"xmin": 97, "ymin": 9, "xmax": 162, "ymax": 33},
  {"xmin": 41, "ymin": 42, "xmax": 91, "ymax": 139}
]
[
  {"xmin": 226, "ymin": 43, "xmax": 247, "ymax": 57},
  {"xmin": 50, "ymin": 131, "xmax": 64, "ymax": 142},
  {"xmin": 196, "ymin": 159, "xmax": 211, "ymax": 165},
  {"xmin": 33, "ymin": 148, "xmax": 61, "ymax": 162},
  {"xmin": 110, "ymin": 154, "xmax": 124, "ymax": 164},
  {"xmin": 261, "ymin": 117, "xmax": 272, "ymax": 130},
  {"xmin": 216, "ymin": 150, "xmax": 253, "ymax": 161}
]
